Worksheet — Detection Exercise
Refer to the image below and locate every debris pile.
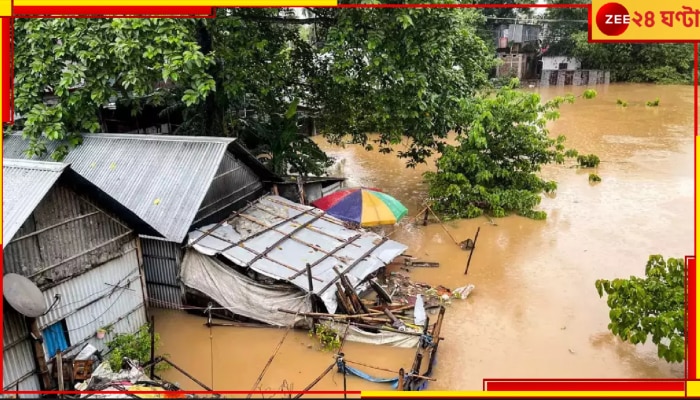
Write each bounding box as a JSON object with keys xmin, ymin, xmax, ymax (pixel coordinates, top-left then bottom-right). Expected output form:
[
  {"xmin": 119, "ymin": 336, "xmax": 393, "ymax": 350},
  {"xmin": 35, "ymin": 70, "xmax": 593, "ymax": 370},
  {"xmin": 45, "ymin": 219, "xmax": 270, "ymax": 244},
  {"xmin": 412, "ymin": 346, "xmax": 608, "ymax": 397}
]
[
  {"xmin": 73, "ymin": 358, "xmax": 187, "ymax": 398},
  {"xmin": 386, "ymin": 272, "xmax": 475, "ymax": 307}
]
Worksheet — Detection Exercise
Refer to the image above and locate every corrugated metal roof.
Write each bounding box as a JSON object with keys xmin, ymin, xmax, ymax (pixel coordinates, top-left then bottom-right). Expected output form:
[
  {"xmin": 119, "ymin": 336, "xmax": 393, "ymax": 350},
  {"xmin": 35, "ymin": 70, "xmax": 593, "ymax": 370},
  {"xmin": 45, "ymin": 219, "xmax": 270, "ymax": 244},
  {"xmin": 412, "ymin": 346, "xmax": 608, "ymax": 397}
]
[
  {"xmin": 4, "ymin": 133, "xmax": 241, "ymax": 243},
  {"xmin": 3, "ymin": 159, "xmax": 69, "ymax": 247},
  {"xmin": 187, "ymin": 195, "xmax": 408, "ymax": 314}
]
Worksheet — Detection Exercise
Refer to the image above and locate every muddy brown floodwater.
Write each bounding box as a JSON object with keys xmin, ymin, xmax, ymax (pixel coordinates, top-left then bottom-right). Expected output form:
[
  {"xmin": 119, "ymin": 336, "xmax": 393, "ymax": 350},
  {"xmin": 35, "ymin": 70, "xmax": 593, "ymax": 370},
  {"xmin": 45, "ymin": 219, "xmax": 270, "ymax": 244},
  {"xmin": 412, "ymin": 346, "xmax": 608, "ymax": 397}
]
[{"xmin": 153, "ymin": 83, "xmax": 694, "ymax": 394}]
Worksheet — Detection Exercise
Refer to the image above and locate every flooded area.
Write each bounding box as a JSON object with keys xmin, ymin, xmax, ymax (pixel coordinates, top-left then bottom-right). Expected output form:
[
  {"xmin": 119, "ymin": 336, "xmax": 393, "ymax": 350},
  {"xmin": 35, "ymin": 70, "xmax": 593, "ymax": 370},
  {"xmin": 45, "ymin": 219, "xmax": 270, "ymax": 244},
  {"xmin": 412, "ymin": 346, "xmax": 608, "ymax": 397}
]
[{"xmin": 154, "ymin": 83, "xmax": 694, "ymax": 393}]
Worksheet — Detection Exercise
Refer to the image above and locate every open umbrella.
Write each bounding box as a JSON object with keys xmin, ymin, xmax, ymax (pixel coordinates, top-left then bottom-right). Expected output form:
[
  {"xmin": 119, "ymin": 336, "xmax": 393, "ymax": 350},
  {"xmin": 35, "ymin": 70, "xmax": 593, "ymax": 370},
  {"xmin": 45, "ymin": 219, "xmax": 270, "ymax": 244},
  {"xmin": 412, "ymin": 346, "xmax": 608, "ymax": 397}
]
[{"xmin": 311, "ymin": 187, "xmax": 408, "ymax": 227}]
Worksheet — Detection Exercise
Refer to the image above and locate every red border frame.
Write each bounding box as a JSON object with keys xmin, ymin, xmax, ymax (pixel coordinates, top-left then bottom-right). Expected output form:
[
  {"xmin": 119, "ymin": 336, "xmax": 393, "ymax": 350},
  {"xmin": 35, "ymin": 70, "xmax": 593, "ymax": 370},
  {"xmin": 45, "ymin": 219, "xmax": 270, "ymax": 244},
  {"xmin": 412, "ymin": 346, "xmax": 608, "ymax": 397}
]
[{"xmin": 0, "ymin": 2, "xmax": 697, "ymax": 397}]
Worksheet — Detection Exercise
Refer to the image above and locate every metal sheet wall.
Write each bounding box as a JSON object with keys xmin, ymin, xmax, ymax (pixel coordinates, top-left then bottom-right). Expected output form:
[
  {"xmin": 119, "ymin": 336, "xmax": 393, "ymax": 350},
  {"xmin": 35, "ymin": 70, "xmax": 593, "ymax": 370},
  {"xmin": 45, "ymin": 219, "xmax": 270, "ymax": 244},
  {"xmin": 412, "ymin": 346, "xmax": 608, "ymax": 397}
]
[
  {"xmin": 194, "ymin": 152, "xmax": 264, "ymax": 224},
  {"xmin": 3, "ymin": 306, "xmax": 41, "ymax": 393},
  {"xmin": 3, "ymin": 184, "xmax": 132, "ymax": 290},
  {"xmin": 37, "ymin": 243, "xmax": 147, "ymax": 358},
  {"xmin": 142, "ymin": 237, "xmax": 183, "ymax": 309}
]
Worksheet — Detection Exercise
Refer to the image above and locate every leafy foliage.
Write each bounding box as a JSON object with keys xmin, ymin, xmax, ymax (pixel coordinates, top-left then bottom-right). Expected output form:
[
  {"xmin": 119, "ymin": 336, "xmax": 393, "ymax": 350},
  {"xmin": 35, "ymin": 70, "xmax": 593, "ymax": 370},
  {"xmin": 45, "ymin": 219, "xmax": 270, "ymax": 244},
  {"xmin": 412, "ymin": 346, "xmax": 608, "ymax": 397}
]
[
  {"xmin": 309, "ymin": 324, "xmax": 341, "ymax": 352},
  {"xmin": 106, "ymin": 324, "xmax": 168, "ymax": 372},
  {"xmin": 577, "ymin": 154, "xmax": 600, "ymax": 168},
  {"xmin": 311, "ymin": 4, "xmax": 496, "ymax": 167},
  {"xmin": 542, "ymin": 0, "xmax": 589, "ymax": 56},
  {"xmin": 242, "ymin": 100, "xmax": 333, "ymax": 177},
  {"xmin": 424, "ymin": 79, "xmax": 595, "ymax": 220},
  {"xmin": 12, "ymin": 7, "xmax": 499, "ymax": 173},
  {"xmin": 595, "ymin": 255, "xmax": 686, "ymax": 363},
  {"xmin": 646, "ymin": 98, "xmax": 660, "ymax": 107},
  {"xmin": 588, "ymin": 173, "xmax": 601, "ymax": 183},
  {"xmin": 12, "ymin": 18, "xmax": 215, "ymax": 160},
  {"xmin": 616, "ymin": 99, "xmax": 628, "ymax": 107}
]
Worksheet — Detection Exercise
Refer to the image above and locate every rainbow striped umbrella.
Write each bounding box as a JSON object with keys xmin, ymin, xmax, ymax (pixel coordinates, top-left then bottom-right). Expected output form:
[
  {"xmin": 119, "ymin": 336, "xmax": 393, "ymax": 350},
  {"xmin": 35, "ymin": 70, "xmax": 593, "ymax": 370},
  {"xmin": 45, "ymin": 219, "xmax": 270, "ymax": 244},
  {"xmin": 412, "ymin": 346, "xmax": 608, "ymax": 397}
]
[{"xmin": 311, "ymin": 188, "xmax": 408, "ymax": 227}]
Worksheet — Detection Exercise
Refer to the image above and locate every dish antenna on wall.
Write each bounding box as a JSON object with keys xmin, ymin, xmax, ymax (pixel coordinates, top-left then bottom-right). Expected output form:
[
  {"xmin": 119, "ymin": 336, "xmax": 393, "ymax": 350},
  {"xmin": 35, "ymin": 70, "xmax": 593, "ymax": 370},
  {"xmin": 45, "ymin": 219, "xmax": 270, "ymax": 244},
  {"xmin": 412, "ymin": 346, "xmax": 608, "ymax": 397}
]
[{"xmin": 3, "ymin": 273, "xmax": 48, "ymax": 318}]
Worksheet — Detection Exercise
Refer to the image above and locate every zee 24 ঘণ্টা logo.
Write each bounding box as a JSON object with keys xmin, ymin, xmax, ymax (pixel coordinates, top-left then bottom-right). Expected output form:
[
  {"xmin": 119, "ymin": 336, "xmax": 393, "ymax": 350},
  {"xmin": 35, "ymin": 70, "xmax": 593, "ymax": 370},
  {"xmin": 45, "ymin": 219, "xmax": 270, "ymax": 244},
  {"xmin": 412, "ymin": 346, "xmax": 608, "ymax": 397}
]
[{"xmin": 596, "ymin": 2, "xmax": 700, "ymax": 37}]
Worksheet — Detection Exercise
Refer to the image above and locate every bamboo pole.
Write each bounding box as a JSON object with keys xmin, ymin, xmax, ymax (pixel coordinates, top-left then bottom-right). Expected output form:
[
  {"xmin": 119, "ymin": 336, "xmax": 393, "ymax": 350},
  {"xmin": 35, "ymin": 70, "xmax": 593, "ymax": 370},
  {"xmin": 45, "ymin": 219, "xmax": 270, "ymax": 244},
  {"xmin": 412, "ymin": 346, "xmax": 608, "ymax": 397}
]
[
  {"xmin": 277, "ymin": 309, "xmax": 445, "ymax": 339},
  {"xmin": 246, "ymin": 328, "xmax": 292, "ymax": 399},
  {"xmin": 335, "ymin": 283, "xmax": 356, "ymax": 315},
  {"xmin": 463, "ymin": 227, "xmax": 481, "ymax": 275},
  {"xmin": 292, "ymin": 362, "xmax": 336, "ymax": 399},
  {"xmin": 427, "ymin": 206, "xmax": 460, "ymax": 245}
]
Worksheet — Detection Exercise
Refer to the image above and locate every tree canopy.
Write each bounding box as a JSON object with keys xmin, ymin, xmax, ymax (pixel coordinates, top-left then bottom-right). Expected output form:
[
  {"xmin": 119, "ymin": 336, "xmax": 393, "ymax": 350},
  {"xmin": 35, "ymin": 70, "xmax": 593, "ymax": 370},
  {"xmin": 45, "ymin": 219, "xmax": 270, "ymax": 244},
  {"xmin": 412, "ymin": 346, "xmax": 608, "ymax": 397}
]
[
  {"xmin": 12, "ymin": 18, "xmax": 215, "ymax": 160},
  {"xmin": 10, "ymin": 5, "xmax": 498, "ymax": 173},
  {"xmin": 424, "ymin": 79, "xmax": 596, "ymax": 220},
  {"xmin": 595, "ymin": 255, "xmax": 686, "ymax": 363}
]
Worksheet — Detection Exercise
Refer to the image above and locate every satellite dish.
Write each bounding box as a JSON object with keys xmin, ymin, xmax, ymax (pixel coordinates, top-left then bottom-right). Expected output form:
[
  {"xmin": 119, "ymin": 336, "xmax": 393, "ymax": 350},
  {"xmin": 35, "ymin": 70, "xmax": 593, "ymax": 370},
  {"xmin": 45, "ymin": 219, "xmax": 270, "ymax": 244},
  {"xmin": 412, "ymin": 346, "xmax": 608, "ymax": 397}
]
[{"xmin": 3, "ymin": 273, "xmax": 48, "ymax": 318}]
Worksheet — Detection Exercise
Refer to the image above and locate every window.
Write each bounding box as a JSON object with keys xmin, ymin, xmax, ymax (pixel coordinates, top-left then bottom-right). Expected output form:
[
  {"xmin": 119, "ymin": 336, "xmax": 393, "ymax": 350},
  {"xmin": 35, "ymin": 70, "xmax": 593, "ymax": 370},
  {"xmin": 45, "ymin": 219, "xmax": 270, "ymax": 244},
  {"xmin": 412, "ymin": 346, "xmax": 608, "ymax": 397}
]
[
  {"xmin": 558, "ymin": 63, "xmax": 568, "ymax": 70},
  {"xmin": 43, "ymin": 320, "xmax": 70, "ymax": 358}
]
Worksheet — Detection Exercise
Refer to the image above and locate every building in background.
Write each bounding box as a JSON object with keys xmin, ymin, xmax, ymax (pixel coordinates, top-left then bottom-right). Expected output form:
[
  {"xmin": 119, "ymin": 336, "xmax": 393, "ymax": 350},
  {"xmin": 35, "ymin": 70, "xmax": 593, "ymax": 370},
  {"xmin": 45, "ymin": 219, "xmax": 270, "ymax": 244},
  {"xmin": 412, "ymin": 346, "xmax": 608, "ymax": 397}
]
[
  {"xmin": 540, "ymin": 56, "xmax": 611, "ymax": 87},
  {"xmin": 494, "ymin": 23, "xmax": 542, "ymax": 81}
]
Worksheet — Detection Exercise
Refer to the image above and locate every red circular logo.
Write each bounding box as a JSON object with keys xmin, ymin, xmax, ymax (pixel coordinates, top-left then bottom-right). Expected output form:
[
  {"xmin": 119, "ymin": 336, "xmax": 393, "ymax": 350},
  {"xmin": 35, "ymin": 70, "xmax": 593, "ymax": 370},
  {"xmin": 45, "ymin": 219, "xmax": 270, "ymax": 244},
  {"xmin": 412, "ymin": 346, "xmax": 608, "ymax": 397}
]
[{"xmin": 596, "ymin": 2, "xmax": 630, "ymax": 36}]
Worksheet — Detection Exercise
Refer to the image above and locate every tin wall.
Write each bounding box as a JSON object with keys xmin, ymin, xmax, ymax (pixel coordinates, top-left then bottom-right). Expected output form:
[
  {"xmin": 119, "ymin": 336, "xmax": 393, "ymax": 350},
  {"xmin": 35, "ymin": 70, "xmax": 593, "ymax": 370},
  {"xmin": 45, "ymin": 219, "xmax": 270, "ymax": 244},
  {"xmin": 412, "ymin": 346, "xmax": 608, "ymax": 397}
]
[
  {"xmin": 3, "ymin": 305, "xmax": 41, "ymax": 393},
  {"xmin": 3, "ymin": 184, "xmax": 133, "ymax": 289},
  {"xmin": 38, "ymin": 244, "xmax": 146, "ymax": 359},
  {"xmin": 142, "ymin": 237, "xmax": 184, "ymax": 310},
  {"xmin": 2, "ymin": 182, "xmax": 146, "ymax": 392},
  {"xmin": 193, "ymin": 151, "xmax": 264, "ymax": 226}
]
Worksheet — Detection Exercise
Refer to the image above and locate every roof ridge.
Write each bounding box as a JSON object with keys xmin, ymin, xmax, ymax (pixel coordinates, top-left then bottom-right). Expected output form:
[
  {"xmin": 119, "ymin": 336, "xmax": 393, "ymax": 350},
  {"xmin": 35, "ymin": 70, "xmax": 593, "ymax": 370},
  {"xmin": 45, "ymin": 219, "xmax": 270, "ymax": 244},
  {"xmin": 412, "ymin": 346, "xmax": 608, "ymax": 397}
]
[
  {"xmin": 10, "ymin": 132, "xmax": 237, "ymax": 144},
  {"xmin": 3, "ymin": 158, "xmax": 70, "ymax": 172}
]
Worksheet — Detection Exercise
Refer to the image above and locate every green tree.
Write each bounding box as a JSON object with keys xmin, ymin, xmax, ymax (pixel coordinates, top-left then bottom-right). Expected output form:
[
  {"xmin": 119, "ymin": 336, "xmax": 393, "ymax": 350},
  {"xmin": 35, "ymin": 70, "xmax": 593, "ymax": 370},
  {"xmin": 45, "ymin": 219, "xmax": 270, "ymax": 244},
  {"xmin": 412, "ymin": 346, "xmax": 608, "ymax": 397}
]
[
  {"xmin": 243, "ymin": 99, "xmax": 333, "ymax": 177},
  {"xmin": 308, "ymin": 3, "xmax": 497, "ymax": 167},
  {"xmin": 542, "ymin": 0, "xmax": 589, "ymax": 56},
  {"xmin": 12, "ymin": 18, "xmax": 216, "ymax": 160},
  {"xmin": 595, "ymin": 255, "xmax": 685, "ymax": 363},
  {"xmin": 570, "ymin": 31, "xmax": 693, "ymax": 84},
  {"xmin": 424, "ymin": 79, "xmax": 596, "ymax": 220},
  {"xmin": 12, "ymin": 6, "xmax": 498, "ymax": 172}
]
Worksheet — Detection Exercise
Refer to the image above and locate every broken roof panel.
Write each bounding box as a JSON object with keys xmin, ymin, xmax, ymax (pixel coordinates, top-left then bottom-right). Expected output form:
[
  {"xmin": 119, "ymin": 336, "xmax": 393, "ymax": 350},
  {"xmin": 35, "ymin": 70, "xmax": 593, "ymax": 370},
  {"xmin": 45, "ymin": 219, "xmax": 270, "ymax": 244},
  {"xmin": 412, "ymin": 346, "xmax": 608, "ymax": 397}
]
[
  {"xmin": 187, "ymin": 195, "xmax": 408, "ymax": 313},
  {"xmin": 4, "ymin": 133, "xmax": 244, "ymax": 242},
  {"xmin": 3, "ymin": 159, "xmax": 69, "ymax": 247}
]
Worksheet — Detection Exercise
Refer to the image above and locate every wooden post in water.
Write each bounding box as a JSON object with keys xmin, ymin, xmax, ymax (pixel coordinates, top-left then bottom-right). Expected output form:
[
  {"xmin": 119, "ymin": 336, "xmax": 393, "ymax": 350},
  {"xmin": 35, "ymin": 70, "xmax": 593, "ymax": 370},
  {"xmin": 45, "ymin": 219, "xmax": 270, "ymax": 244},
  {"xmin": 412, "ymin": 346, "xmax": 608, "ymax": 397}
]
[
  {"xmin": 339, "ymin": 352, "xmax": 347, "ymax": 399},
  {"xmin": 397, "ymin": 368, "xmax": 405, "ymax": 391},
  {"xmin": 422, "ymin": 207, "xmax": 430, "ymax": 226},
  {"xmin": 149, "ymin": 315, "xmax": 156, "ymax": 379},
  {"xmin": 463, "ymin": 227, "xmax": 481, "ymax": 275}
]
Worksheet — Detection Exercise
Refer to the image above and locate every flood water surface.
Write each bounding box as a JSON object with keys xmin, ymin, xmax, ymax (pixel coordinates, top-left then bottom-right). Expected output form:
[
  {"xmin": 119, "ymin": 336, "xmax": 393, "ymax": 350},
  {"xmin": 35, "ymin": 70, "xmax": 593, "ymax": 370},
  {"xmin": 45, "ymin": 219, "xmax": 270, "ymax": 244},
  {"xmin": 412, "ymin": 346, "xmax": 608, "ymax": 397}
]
[{"xmin": 154, "ymin": 84, "xmax": 693, "ymax": 393}]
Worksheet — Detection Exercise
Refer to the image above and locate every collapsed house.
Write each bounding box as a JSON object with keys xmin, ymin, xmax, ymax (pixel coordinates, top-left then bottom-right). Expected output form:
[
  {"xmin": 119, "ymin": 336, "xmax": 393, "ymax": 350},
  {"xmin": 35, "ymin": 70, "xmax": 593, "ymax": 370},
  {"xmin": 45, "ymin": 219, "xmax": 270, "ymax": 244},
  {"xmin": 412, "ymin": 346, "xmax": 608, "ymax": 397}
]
[
  {"xmin": 2, "ymin": 159, "xmax": 160, "ymax": 394},
  {"xmin": 182, "ymin": 195, "xmax": 411, "ymax": 337}
]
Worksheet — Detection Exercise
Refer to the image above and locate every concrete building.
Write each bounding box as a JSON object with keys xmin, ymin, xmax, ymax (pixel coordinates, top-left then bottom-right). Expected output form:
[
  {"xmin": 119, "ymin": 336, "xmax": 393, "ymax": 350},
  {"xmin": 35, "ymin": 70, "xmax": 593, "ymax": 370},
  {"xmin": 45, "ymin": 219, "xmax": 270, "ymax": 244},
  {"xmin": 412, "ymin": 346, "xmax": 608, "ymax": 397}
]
[{"xmin": 540, "ymin": 56, "xmax": 610, "ymax": 87}]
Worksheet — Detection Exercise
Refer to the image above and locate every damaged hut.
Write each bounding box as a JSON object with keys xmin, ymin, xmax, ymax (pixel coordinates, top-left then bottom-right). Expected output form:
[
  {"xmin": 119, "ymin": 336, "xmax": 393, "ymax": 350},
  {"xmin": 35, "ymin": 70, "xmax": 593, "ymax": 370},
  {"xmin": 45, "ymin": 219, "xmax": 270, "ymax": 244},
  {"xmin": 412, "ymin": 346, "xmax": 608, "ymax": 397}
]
[
  {"xmin": 3, "ymin": 133, "xmax": 282, "ymax": 312},
  {"xmin": 2, "ymin": 159, "xmax": 160, "ymax": 393},
  {"xmin": 182, "ymin": 195, "xmax": 419, "ymax": 345}
]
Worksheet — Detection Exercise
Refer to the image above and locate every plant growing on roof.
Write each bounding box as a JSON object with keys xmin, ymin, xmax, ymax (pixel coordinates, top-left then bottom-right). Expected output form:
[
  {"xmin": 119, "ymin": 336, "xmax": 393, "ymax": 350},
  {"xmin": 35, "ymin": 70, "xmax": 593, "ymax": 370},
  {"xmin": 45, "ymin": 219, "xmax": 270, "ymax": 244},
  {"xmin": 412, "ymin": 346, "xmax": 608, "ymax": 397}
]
[
  {"xmin": 424, "ymin": 79, "xmax": 598, "ymax": 220},
  {"xmin": 595, "ymin": 255, "xmax": 685, "ymax": 363}
]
